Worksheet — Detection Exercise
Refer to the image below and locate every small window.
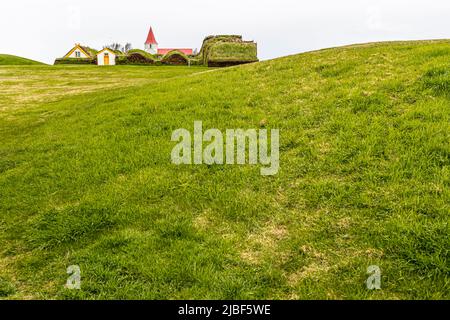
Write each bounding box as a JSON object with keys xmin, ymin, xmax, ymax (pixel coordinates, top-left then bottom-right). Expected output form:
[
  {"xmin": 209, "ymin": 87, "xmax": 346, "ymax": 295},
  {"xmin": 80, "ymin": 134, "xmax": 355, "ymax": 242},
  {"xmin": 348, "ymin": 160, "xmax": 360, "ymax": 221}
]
[
  {"xmin": 104, "ymin": 53, "xmax": 109, "ymax": 56},
  {"xmin": 75, "ymin": 51, "xmax": 81, "ymax": 58}
]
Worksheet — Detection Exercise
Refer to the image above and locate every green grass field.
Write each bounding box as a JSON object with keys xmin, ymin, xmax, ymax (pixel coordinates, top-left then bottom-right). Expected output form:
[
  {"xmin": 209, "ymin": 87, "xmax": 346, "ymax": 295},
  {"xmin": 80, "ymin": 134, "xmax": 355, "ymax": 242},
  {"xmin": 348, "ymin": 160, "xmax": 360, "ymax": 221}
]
[
  {"xmin": 0, "ymin": 54, "xmax": 45, "ymax": 66},
  {"xmin": 0, "ymin": 41, "xmax": 449, "ymax": 299}
]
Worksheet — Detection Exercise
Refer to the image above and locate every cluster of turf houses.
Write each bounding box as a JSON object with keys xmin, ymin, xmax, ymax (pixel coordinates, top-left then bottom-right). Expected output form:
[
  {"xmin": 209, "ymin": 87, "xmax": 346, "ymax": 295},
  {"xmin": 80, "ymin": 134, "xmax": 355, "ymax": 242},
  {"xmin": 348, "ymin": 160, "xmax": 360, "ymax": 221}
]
[{"xmin": 54, "ymin": 35, "xmax": 258, "ymax": 67}]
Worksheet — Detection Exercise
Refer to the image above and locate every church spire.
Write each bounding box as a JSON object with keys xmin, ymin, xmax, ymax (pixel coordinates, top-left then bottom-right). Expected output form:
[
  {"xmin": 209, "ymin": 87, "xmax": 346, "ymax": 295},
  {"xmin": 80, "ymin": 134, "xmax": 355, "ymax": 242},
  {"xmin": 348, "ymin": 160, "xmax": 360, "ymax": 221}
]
[{"xmin": 145, "ymin": 27, "xmax": 158, "ymax": 45}]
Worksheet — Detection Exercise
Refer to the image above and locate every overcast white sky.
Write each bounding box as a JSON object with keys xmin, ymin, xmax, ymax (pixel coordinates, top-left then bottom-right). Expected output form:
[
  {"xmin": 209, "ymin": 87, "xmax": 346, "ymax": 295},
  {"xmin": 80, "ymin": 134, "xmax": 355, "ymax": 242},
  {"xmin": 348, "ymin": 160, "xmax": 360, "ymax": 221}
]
[{"xmin": 1, "ymin": 0, "xmax": 449, "ymax": 64}]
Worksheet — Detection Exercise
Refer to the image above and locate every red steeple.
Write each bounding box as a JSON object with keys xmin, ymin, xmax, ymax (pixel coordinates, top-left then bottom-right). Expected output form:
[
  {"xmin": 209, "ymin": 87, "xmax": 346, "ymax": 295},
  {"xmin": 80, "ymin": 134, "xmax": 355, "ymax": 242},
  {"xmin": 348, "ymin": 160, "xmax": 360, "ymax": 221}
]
[{"xmin": 145, "ymin": 27, "xmax": 158, "ymax": 45}]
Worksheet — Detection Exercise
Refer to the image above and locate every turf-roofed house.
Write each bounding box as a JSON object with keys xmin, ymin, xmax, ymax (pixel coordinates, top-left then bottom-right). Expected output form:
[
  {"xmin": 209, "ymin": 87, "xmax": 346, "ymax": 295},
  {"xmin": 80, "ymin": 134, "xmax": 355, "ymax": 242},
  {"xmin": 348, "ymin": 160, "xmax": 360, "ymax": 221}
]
[
  {"xmin": 54, "ymin": 44, "xmax": 98, "ymax": 65},
  {"xmin": 54, "ymin": 26, "xmax": 258, "ymax": 67}
]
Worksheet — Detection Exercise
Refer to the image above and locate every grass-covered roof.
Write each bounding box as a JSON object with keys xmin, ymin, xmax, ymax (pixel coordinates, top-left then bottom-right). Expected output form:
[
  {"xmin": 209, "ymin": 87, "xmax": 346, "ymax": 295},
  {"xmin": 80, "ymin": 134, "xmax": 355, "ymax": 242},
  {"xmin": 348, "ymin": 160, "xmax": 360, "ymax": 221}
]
[{"xmin": 196, "ymin": 35, "xmax": 258, "ymax": 65}]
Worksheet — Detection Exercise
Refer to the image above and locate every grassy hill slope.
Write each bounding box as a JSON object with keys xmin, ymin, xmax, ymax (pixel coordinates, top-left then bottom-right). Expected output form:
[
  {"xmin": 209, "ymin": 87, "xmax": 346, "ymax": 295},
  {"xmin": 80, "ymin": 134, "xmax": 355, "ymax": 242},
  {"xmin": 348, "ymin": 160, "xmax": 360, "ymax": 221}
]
[
  {"xmin": 0, "ymin": 54, "xmax": 45, "ymax": 65},
  {"xmin": 0, "ymin": 41, "xmax": 449, "ymax": 299}
]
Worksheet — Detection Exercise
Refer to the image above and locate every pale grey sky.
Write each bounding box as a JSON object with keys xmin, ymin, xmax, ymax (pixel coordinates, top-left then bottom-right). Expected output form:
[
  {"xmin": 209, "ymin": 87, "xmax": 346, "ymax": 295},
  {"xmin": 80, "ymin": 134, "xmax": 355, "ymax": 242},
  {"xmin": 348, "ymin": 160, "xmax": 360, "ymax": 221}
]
[{"xmin": 1, "ymin": 0, "xmax": 449, "ymax": 64}]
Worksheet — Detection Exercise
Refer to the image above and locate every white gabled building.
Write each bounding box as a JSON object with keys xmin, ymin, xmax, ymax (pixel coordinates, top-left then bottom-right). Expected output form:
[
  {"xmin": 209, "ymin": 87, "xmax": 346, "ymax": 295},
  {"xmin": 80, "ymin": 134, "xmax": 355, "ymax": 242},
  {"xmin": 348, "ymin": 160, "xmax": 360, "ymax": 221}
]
[{"xmin": 96, "ymin": 48, "xmax": 116, "ymax": 66}]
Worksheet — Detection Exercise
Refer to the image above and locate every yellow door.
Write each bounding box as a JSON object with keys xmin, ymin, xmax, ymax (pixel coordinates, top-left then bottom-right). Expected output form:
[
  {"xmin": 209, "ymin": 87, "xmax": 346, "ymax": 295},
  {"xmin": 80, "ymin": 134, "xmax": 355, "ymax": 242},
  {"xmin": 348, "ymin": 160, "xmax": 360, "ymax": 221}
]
[{"xmin": 104, "ymin": 53, "xmax": 109, "ymax": 65}]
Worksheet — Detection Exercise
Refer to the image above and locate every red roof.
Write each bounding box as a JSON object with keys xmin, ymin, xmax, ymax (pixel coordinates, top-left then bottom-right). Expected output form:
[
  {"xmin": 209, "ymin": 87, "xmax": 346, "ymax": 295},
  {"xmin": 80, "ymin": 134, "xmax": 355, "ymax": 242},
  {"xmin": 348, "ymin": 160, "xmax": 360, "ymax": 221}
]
[
  {"xmin": 157, "ymin": 48, "xmax": 193, "ymax": 55},
  {"xmin": 145, "ymin": 27, "xmax": 158, "ymax": 45}
]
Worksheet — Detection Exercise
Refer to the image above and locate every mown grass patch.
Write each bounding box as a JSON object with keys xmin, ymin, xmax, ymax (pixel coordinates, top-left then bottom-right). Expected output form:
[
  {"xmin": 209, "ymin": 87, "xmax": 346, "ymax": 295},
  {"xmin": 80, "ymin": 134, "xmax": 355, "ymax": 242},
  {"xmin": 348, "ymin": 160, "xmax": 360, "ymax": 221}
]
[
  {"xmin": 421, "ymin": 67, "xmax": 450, "ymax": 97},
  {"xmin": 0, "ymin": 41, "xmax": 449, "ymax": 299}
]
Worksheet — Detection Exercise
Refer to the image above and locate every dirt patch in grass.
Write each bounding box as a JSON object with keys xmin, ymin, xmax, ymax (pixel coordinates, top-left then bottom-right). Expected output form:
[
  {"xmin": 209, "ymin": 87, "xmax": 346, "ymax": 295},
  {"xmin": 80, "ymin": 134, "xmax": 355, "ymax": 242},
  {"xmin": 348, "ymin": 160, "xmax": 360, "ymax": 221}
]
[{"xmin": 240, "ymin": 223, "xmax": 288, "ymax": 265}]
